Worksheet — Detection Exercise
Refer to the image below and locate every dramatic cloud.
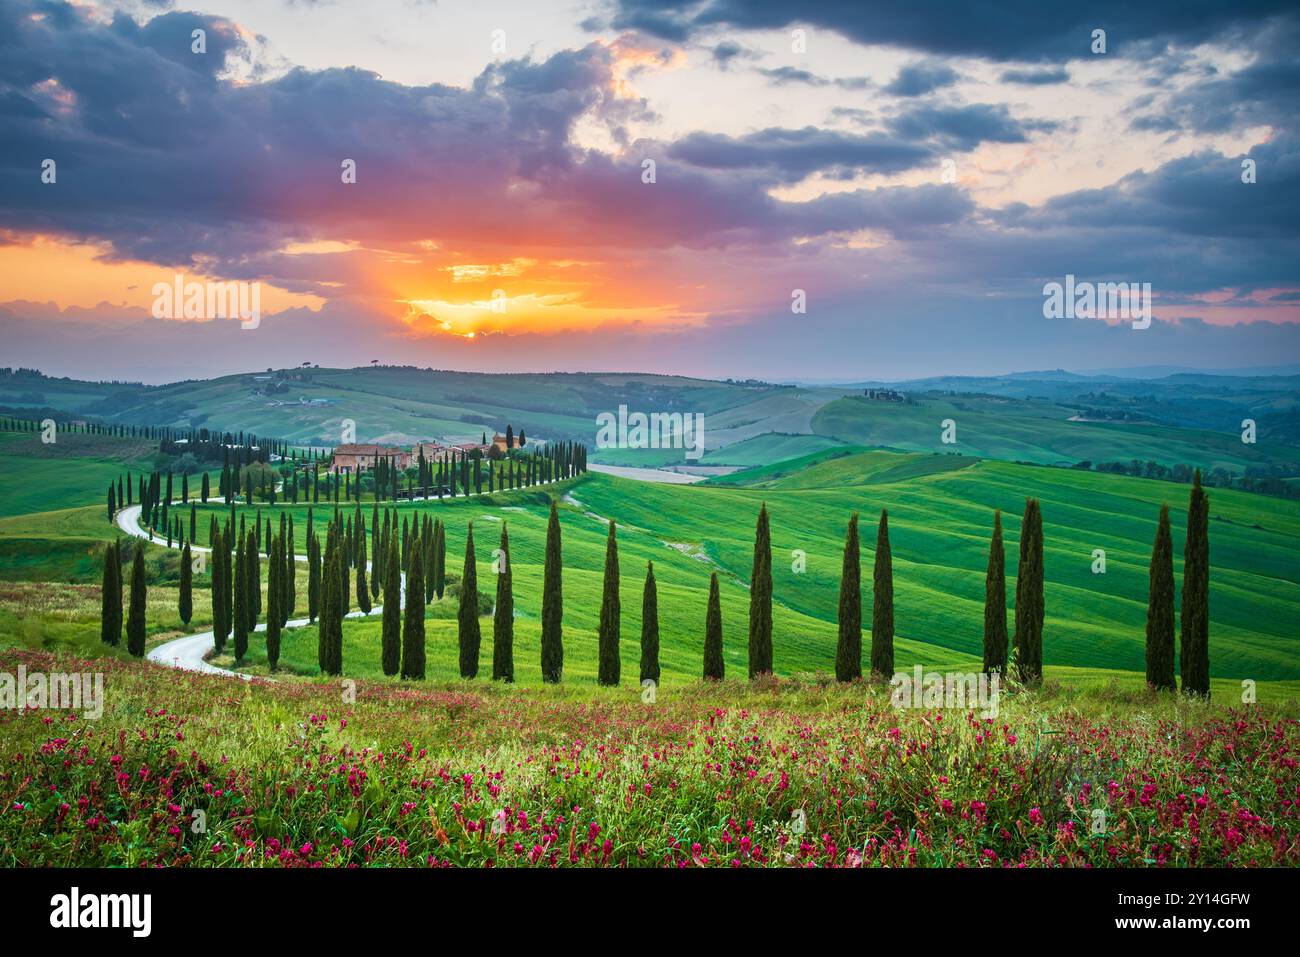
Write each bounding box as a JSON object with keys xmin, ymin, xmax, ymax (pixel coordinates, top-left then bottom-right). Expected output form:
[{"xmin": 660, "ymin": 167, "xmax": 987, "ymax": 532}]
[
  {"xmin": 882, "ymin": 60, "xmax": 958, "ymax": 97},
  {"xmin": 602, "ymin": 0, "xmax": 1299, "ymax": 61}
]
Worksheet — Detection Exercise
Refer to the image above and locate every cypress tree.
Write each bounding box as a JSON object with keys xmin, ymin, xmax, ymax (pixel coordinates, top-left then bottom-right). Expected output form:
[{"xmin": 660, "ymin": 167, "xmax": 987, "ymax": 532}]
[
  {"xmin": 284, "ymin": 515, "xmax": 295, "ymax": 622},
  {"xmin": 1180, "ymin": 473, "xmax": 1210, "ymax": 698},
  {"xmin": 598, "ymin": 519, "xmax": 621, "ymax": 686},
  {"xmin": 179, "ymin": 542, "xmax": 193, "ymax": 625},
  {"xmin": 307, "ymin": 534, "xmax": 321, "ymax": 623},
  {"xmin": 211, "ymin": 528, "xmax": 227, "ymax": 652},
  {"xmin": 370, "ymin": 512, "xmax": 381, "ymax": 599},
  {"xmin": 250, "ymin": 533, "xmax": 262, "ymax": 622},
  {"xmin": 870, "ymin": 509, "xmax": 895, "ymax": 679},
  {"xmin": 747, "ymin": 504, "xmax": 773, "ymax": 679},
  {"xmin": 335, "ymin": 524, "xmax": 348, "ymax": 642},
  {"xmin": 1145, "ymin": 504, "xmax": 1176, "ymax": 691},
  {"xmin": 266, "ymin": 534, "xmax": 282, "ymax": 671},
  {"xmin": 126, "ymin": 546, "xmax": 146, "ymax": 657},
  {"xmin": 100, "ymin": 544, "xmax": 121, "ymax": 646},
  {"xmin": 703, "ymin": 571, "xmax": 724, "ymax": 680},
  {"xmin": 381, "ymin": 534, "xmax": 401, "ymax": 676},
  {"xmin": 982, "ymin": 510, "xmax": 1008, "ymax": 675},
  {"xmin": 540, "ymin": 500, "xmax": 564, "ymax": 683},
  {"xmin": 434, "ymin": 519, "xmax": 446, "ymax": 599},
  {"xmin": 493, "ymin": 522, "xmax": 514, "ymax": 682},
  {"xmin": 424, "ymin": 518, "xmax": 436, "ymax": 603},
  {"xmin": 234, "ymin": 533, "xmax": 251, "ymax": 663},
  {"xmin": 110, "ymin": 541, "xmax": 124, "ymax": 646},
  {"xmin": 317, "ymin": 534, "xmax": 335, "ymax": 673},
  {"xmin": 402, "ymin": 542, "xmax": 426, "ymax": 679},
  {"xmin": 458, "ymin": 524, "xmax": 481, "ymax": 678},
  {"xmin": 107, "ymin": 483, "xmax": 115, "ymax": 522},
  {"xmin": 356, "ymin": 531, "xmax": 371, "ymax": 614},
  {"xmin": 835, "ymin": 512, "xmax": 861, "ymax": 682},
  {"xmin": 232, "ymin": 531, "xmax": 248, "ymax": 659},
  {"xmin": 339, "ymin": 536, "xmax": 350, "ymax": 616},
  {"xmin": 1013, "ymin": 498, "xmax": 1045, "ymax": 685},
  {"xmin": 640, "ymin": 561, "xmax": 659, "ymax": 685}
]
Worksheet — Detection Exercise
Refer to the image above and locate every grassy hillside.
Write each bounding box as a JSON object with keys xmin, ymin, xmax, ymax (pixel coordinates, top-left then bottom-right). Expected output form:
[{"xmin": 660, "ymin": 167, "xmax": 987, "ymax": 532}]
[
  {"xmin": 0, "ymin": 430, "xmax": 161, "ymax": 516},
  {"xmin": 152, "ymin": 454, "xmax": 1300, "ymax": 685},
  {"xmin": 8, "ymin": 366, "xmax": 847, "ymax": 450},
  {"xmin": 812, "ymin": 393, "xmax": 1297, "ymax": 471},
  {"xmin": 590, "ymin": 431, "xmax": 844, "ymax": 468},
  {"xmin": 711, "ymin": 447, "xmax": 978, "ymax": 489}
]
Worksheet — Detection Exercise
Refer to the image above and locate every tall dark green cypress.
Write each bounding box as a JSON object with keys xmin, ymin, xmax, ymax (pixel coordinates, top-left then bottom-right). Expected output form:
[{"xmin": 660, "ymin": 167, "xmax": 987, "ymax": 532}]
[
  {"xmin": 1179, "ymin": 473, "xmax": 1210, "ymax": 698},
  {"xmin": 458, "ymin": 524, "xmax": 481, "ymax": 678},
  {"xmin": 402, "ymin": 542, "xmax": 426, "ymax": 680},
  {"xmin": 1145, "ymin": 504, "xmax": 1176, "ymax": 691},
  {"xmin": 703, "ymin": 571, "xmax": 724, "ymax": 680},
  {"xmin": 308, "ymin": 534, "xmax": 321, "ymax": 623},
  {"xmin": 835, "ymin": 512, "xmax": 861, "ymax": 682},
  {"xmin": 747, "ymin": 504, "xmax": 773, "ymax": 678},
  {"xmin": 982, "ymin": 510, "xmax": 1007, "ymax": 675},
  {"xmin": 318, "ymin": 534, "xmax": 336, "ymax": 674},
  {"xmin": 283, "ymin": 516, "xmax": 295, "ymax": 624},
  {"xmin": 597, "ymin": 520, "xmax": 621, "ymax": 685},
  {"xmin": 870, "ymin": 509, "xmax": 894, "ymax": 679},
  {"xmin": 100, "ymin": 544, "xmax": 121, "ymax": 646},
  {"xmin": 234, "ymin": 532, "xmax": 251, "ymax": 663},
  {"xmin": 640, "ymin": 561, "xmax": 659, "ymax": 685},
  {"xmin": 211, "ymin": 528, "xmax": 226, "ymax": 652},
  {"xmin": 1013, "ymin": 498, "xmax": 1045, "ymax": 685},
  {"xmin": 126, "ymin": 546, "xmax": 146, "ymax": 657},
  {"xmin": 423, "ymin": 518, "xmax": 436, "ymax": 603},
  {"xmin": 540, "ymin": 500, "xmax": 564, "ymax": 683},
  {"xmin": 179, "ymin": 542, "xmax": 193, "ymax": 625},
  {"xmin": 434, "ymin": 519, "xmax": 446, "ymax": 599},
  {"xmin": 381, "ymin": 535, "xmax": 401, "ymax": 676},
  {"xmin": 356, "ymin": 531, "xmax": 371, "ymax": 614},
  {"xmin": 331, "ymin": 528, "xmax": 346, "ymax": 673},
  {"xmin": 266, "ymin": 534, "xmax": 282, "ymax": 671},
  {"xmin": 232, "ymin": 531, "xmax": 247, "ymax": 659},
  {"xmin": 111, "ymin": 542, "xmax": 124, "ymax": 648},
  {"xmin": 250, "ymin": 532, "xmax": 262, "ymax": 622},
  {"xmin": 493, "ymin": 522, "xmax": 514, "ymax": 682}
]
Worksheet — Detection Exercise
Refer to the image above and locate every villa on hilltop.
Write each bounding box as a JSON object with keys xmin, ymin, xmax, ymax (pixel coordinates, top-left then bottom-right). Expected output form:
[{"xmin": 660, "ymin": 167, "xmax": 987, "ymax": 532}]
[
  {"xmin": 329, "ymin": 443, "xmax": 412, "ymax": 474},
  {"xmin": 331, "ymin": 433, "xmax": 522, "ymax": 473}
]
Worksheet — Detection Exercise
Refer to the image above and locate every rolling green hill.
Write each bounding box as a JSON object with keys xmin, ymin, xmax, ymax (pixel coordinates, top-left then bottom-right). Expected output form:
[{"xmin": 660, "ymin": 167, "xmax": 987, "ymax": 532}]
[
  {"xmin": 152, "ymin": 453, "xmax": 1300, "ymax": 685},
  {"xmin": 1, "ymin": 367, "xmax": 846, "ymax": 450},
  {"xmin": 812, "ymin": 393, "xmax": 1296, "ymax": 471},
  {"xmin": 0, "ymin": 430, "xmax": 162, "ymax": 517}
]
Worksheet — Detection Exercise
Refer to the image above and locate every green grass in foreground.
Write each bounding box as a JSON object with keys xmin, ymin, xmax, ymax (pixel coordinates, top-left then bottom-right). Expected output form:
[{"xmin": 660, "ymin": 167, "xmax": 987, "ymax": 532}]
[{"xmin": 3, "ymin": 646, "xmax": 1297, "ymax": 867}]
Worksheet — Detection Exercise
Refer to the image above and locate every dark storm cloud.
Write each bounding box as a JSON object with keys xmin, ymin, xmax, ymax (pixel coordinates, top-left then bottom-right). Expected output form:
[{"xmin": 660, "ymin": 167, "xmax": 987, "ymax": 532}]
[
  {"xmin": 999, "ymin": 66, "xmax": 1070, "ymax": 85},
  {"xmin": 1131, "ymin": 54, "xmax": 1300, "ymax": 134},
  {"xmin": 666, "ymin": 127, "xmax": 933, "ymax": 182},
  {"xmin": 601, "ymin": 0, "xmax": 1299, "ymax": 62},
  {"xmin": 758, "ymin": 66, "xmax": 870, "ymax": 89},
  {"xmin": 994, "ymin": 135, "xmax": 1300, "ymax": 242},
  {"xmin": 882, "ymin": 61, "xmax": 958, "ymax": 96},
  {"xmin": 886, "ymin": 103, "xmax": 1058, "ymax": 152}
]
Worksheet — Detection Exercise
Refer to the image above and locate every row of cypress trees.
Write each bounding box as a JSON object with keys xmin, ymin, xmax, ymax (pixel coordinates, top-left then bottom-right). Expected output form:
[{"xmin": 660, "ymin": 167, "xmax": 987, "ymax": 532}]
[
  {"xmin": 975, "ymin": 472, "xmax": 1211, "ymax": 697},
  {"xmin": 107, "ymin": 473, "xmax": 1212, "ymax": 695}
]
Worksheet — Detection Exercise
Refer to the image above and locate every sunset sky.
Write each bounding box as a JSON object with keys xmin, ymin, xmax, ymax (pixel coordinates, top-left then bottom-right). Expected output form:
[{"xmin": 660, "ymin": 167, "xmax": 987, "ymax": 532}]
[{"xmin": 1, "ymin": 0, "xmax": 1297, "ymax": 382}]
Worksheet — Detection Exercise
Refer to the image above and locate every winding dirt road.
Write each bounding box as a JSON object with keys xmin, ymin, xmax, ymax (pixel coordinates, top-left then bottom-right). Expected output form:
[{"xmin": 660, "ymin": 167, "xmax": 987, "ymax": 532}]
[{"xmin": 115, "ymin": 501, "xmax": 402, "ymax": 678}]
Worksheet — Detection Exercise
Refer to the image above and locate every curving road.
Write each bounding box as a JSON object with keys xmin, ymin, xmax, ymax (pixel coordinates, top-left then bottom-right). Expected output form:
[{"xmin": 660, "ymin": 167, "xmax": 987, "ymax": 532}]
[{"xmin": 116, "ymin": 500, "xmax": 403, "ymax": 678}]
